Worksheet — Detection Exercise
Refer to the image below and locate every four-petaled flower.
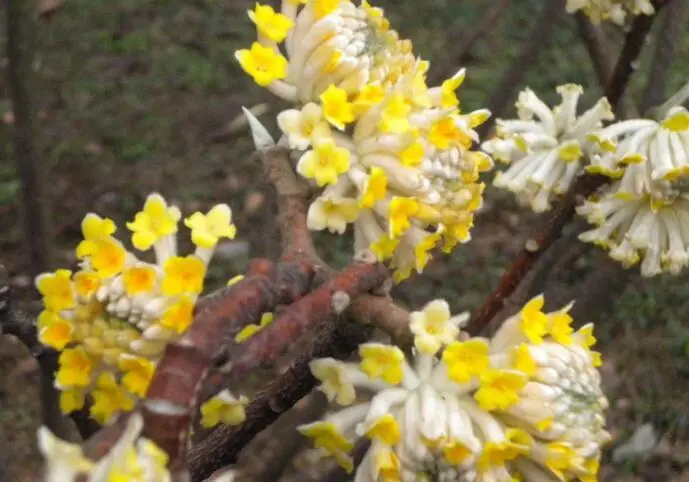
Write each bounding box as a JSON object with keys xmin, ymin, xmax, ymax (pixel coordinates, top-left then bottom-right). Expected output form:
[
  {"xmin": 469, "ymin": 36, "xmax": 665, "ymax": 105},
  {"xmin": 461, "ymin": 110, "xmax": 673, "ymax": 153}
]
[
  {"xmin": 297, "ymin": 139, "xmax": 350, "ymax": 186},
  {"xmin": 442, "ymin": 339, "xmax": 490, "ymax": 383},
  {"xmin": 310, "ymin": 358, "xmax": 355, "ymax": 405},
  {"xmin": 235, "ymin": 42, "xmax": 288, "ymax": 87},
  {"xmin": 126, "ymin": 193, "xmax": 181, "ymax": 251},
  {"xmin": 248, "ymin": 3, "xmax": 294, "ymax": 43},
  {"xmin": 161, "ymin": 255, "xmax": 205, "ymax": 296},
  {"xmin": 200, "ymin": 390, "xmax": 249, "ymax": 428},
  {"xmin": 184, "ymin": 204, "xmax": 237, "ymax": 249},
  {"xmin": 320, "ymin": 84, "xmax": 355, "ymax": 130},
  {"xmin": 359, "ymin": 343, "xmax": 405, "ymax": 385}
]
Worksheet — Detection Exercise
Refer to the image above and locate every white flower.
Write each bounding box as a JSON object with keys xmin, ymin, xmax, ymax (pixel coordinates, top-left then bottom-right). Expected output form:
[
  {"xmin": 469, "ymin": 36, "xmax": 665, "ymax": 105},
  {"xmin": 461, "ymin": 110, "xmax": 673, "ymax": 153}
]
[
  {"xmin": 299, "ymin": 296, "xmax": 609, "ymax": 482},
  {"xmin": 307, "ymin": 192, "xmax": 360, "ymax": 234},
  {"xmin": 588, "ymin": 106, "xmax": 689, "ymax": 198},
  {"xmin": 483, "ymin": 84, "xmax": 614, "ymax": 212},
  {"xmin": 409, "ymin": 299, "xmax": 464, "ymax": 355},
  {"xmin": 578, "ymin": 182, "xmax": 689, "ymax": 276},
  {"xmin": 277, "ymin": 102, "xmax": 331, "ymax": 150}
]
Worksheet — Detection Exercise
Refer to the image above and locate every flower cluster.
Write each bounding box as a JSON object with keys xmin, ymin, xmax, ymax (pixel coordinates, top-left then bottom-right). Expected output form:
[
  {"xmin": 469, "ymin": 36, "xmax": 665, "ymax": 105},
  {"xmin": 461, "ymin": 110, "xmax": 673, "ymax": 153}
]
[
  {"xmin": 578, "ymin": 106, "xmax": 689, "ymax": 276},
  {"xmin": 565, "ymin": 0, "xmax": 655, "ymax": 26},
  {"xmin": 38, "ymin": 412, "xmax": 238, "ymax": 481},
  {"xmin": 299, "ymin": 296, "xmax": 609, "ymax": 481},
  {"xmin": 236, "ymin": 0, "xmax": 493, "ymax": 282},
  {"xmin": 35, "ymin": 194, "xmax": 237, "ymax": 424},
  {"xmin": 482, "ymin": 84, "xmax": 614, "ymax": 213}
]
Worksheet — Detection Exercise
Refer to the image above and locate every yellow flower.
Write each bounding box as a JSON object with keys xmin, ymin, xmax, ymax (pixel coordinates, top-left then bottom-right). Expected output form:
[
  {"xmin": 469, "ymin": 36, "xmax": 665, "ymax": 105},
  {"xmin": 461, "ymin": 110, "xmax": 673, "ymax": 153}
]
[
  {"xmin": 359, "ymin": 167, "xmax": 388, "ymax": 208},
  {"xmin": 477, "ymin": 430, "xmax": 530, "ymax": 471},
  {"xmin": 511, "ymin": 344, "xmax": 536, "ymax": 377},
  {"xmin": 159, "ymin": 296, "xmax": 195, "ymax": 334},
  {"xmin": 56, "ymin": 347, "xmax": 92, "ymax": 388},
  {"xmin": 248, "ymin": 3, "xmax": 294, "ymax": 42},
  {"xmin": 90, "ymin": 372, "xmax": 135, "ymax": 425},
  {"xmin": 76, "ymin": 213, "xmax": 116, "ymax": 259},
  {"xmin": 443, "ymin": 440, "xmax": 472, "ymax": 465},
  {"xmin": 310, "ymin": 358, "xmax": 355, "ymax": 405},
  {"xmin": 388, "ymin": 196, "xmax": 419, "ymax": 237},
  {"xmin": 440, "ymin": 70, "xmax": 465, "ymax": 108},
  {"xmin": 320, "ymin": 84, "xmax": 355, "ymax": 130},
  {"xmin": 442, "ymin": 339, "xmax": 490, "ymax": 383},
  {"xmin": 549, "ymin": 310, "xmax": 574, "ymax": 345},
  {"xmin": 364, "ymin": 414, "xmax": 401, "ymax": 445},
  {"xmin": 36, "ymin": 269, "xmax": 75, "ymax": 312},
  {"xmin": 399, "ymin": 140, "xmax": 425, "ymax": 167},
  {"xmin": 277, "ymin": 103, "xmax": 332, "ymax": 150},
  {"xmin": 73, "ymin": 271, "xmax": 100, "ymax": 298},
  {"xmin": 474, "ymin": 369, "xmax": 527, "ymax": 411},
  {"xmin": 298, "ymin": 421, "xmax": 354, "ymax": 473},
  {"xmin": 234, "ymin": 312, "xmax": 274, "ymax": 343},
  {"xmin": 312, "ymin": 0, "xmax": 340, "ymax": 19},
  {"xmin": 123, "ymin": 266, "xmax": 157, "ymax": 296},
  {"xmin": 429, "ymin": 117, "xmax": 470, "ymax": 149},
  {"xmin": 39, "ymin": 315, "xmax": 74, "ymax": 350},
  {"xmin": 378, "ymin": 94, "xmax": 411, "ymax": 133},
  {"xmin": 373, "ymin": 446, "xmax": 401, "ymax": 481},
  {"xmin": 296, "ymin": 139, "xmax": 350, "ymax": 186},
  {"xmin": 519, "ymin": 295, "xmax": 549, "ymax": 344},
  {"xmin": 662, "ymin": 109, "xmax": 689, "ymax": 131},
  {"xmin": 370, "ymin": 234, "xmax": 399, "ymax": 261},
  {"xmin": 307, "ymin": 196, "xmax": 360, "ymax": 233},
  {"xmin": 119, "ymin": 355, "xmax": 155, "ymax": 397},
  {"xmin": 353, "ymin": 83, "xmax": 385, "ymax": 115},
  {"xmin": 542, "ymin": 441, "xmax": 577, "ymax": 479},
  {"xmin": 359, "ymin": 343, "xmax": 405, "ymax": 385},
  {"xmin": 409, "ymin": 299, "xmax": 458, "ymax": 355},
  {"xmin": 161, "ymin": 255, "xmax": 205, "ymax": 296},
  {"xmin": 90, "ymin": 237, "xmax": 127, "ymax": 279},
  {"xmin": 126, "ymin": 193, "xmax": 181, "ymax": 251},
  {"xmin": 414, "ymin": 230, "xmax": 442, "ymax": 271},
  {"xmin": 200, "ymin": 390, "xmax": 249, "ymax": 428},
  {"xmin": 235, "ymin": 42, "xmax": 288, "ymax": 87},
  {"xmin": 184, "ymin": 204, "xmax": 237, "ymax": 249},
  {"xmin": 580, "ymin": 457, "xmax": 600, "ymax": 482},
  {"xmin": 59, "ymin": 389, "xmax": 85, "ymax": 414}
]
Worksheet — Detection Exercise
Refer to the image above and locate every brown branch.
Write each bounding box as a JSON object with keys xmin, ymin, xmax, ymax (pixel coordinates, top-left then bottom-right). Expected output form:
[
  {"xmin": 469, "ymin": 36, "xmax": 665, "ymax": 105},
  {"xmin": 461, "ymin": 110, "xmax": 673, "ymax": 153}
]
[
  {"xmin": 467, "ymin": 1, "xmax": 667, "ymax": 335},
  {"xmin": 188, "ymin": 315, "xmax": 373, "ymax": 481},
  {"xmin": 348, "ymin": 294, "xmax": 412, "ymax": 348},
  {"xmin": 477, "ymin": 0, "xmax": 566, "ymax": 138},
  {"xmin": 641, "ymin": 0, "xmax": 686, "ymax": 113},
  {"xmin": 0, "ymin": 265, "xmax": 99, "ymax": 440},
  {"xmin": 575, "ymin": 13, "xmax": 640, "ymax": 118},
  {"xmin": 141, "ymin": 260, "xmax": 316, "ymax": 468}
]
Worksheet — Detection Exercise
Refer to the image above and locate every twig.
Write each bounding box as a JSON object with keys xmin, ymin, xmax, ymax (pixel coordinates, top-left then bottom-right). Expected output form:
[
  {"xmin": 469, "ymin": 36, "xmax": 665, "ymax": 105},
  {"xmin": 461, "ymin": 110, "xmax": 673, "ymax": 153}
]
[
  {"xmin": 188, "ymin": 316, "xmax": 373, "ymax": 480},
  {"xmin": 641, "ymin": 0, "xmax": 686, "ymax": 113},
  {"xmin": 574, "ymin": 13, "xmax": 640, "ymax": 118},
  {"xmin": 477, "ymin": 0, "xmax": 565, "ymax": 138},
  {"xmin": 466, "ymin": 1, "xmax": 667, "ymax": 335}
]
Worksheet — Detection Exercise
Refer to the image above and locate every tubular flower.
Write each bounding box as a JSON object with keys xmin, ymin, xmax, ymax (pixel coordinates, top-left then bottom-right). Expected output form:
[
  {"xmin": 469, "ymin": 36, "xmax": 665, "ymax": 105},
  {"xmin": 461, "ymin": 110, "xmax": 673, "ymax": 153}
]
[
  {"xmin": 578, "ymin": 102, "xmax": 689, "ymax": 277},
  {"xmin": 238, "ymin": 1, "xmax": 494, "ymax": 282},
  {"xmin": 38, "ymin": 412, "xmax": 172, "ymax": 482},
  {"xmin": 587, "ymin": 106, "xmax": 689, "ymax": 196},
  {"xmin": 483, "ymin": 84, "xmax": 614, "ymax": 213},
  {"xmin": 565, "ymin": 0, "xmax": 655, "ymax": 26},
  {"xmin": 577, "ymin": 181, "xmax": 689, "ymax": 277},
  {"xmin": 35, "ymin": 193, "xmax": 239, "ymax": 424},
  {"xmin": 299, "ymin": 296, "xmax": 609, "ymax": 481}
]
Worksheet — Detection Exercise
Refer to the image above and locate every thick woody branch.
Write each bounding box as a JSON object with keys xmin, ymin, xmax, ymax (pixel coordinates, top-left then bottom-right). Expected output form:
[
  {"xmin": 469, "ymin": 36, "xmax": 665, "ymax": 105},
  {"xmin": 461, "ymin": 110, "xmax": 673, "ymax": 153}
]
[
  {"xmin": 188, "ymin": 315, "xmax": 373, "ymax": 481},
  {"xmin": 223, "ymin": 259, "xmax": 390, "ymax": 387},
  {"xmin": 467, "ymin": 2, "xmax": 666, "ymax": 335},
  {"xmin": 141, "ymin": 260, "xmax": 315, "ymax": 467}
]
